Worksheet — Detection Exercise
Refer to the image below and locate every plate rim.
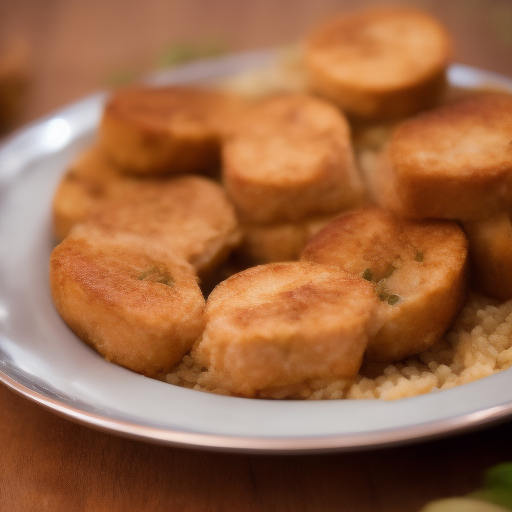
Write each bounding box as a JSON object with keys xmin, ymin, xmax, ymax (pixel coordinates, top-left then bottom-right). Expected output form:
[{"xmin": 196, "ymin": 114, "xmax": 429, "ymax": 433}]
[
  {"xmin": 2, "ymin": 367, "xmax": 512, "ymax": 453},
  {"xmin": 1, "ymin": 49, "xmax": 512, "ymax": 453}
]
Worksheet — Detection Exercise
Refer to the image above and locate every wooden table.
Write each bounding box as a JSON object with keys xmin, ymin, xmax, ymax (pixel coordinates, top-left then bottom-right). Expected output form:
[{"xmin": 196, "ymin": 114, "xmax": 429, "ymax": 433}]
[{"xmin": 2, "ymin": 1, "xmax": 512, "ymax": 510}]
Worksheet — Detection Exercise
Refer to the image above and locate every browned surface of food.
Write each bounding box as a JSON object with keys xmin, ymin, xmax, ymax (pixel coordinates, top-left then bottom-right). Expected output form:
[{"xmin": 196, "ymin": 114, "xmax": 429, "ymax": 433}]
[
  {"xmin": 193, "ymin": 261, "xmax": 380, "ymax": 396},
  {"xmin": 99, "ymin": 86, "xmax": 244, "ymax": 175},
  {"xmin": 44, "ymin": 5, "xmax": 512, "ymax": 401},
  {"xmin": 464, "ymin": 213, "xmax": 512, "ymax": 301},
  {"xmin": 223, "ymin": 93, "xmax": 363, "ymax": 224},
  {"xmin": 80, "ymin": 175, "xmax": 241, "ymax": 277},
  {"xmin": 302, "ymin": 208, "xmax": 468, "ymax": 361},
  {"xmin": 371, "ymin": 93, "xmax": 512, "ymax": 221},
  {"xmin": 52, "ymin": 147, "xmax": 142, "ymax": 240},
  {"xmin": 49, "ymin": 56, "xmax": 511, "ymax": 397},
  {"xmin": 305, "ymin": 8, "xmax": 451, "ymax": 119},
  {"xmin": 239, "ymin": 214, "xmax": 336, "ymax": 264},
  {"xmin": 50, "ymin": 230, "xmax": 205, "ymax": 376}
]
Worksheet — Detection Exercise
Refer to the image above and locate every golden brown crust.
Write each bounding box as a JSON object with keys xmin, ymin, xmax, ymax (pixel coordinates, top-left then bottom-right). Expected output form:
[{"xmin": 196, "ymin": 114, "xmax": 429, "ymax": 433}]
[
  {"xmin": 194, "ymin": 261, "xmax": 380, "ymax": 397},
  {"xmin": 366, "ymin": 146, "xmax": 407, "ymax": 217},
  {"xmin": 50, "ymin": 231, "xmax": 205, "ymax": 376},
  {"xmin": 99, "ymin": 86, "xmax": 244, "ymax": 175},
  {"xmin": 80, "ymin": 175, "xmax": 241, "ymax": 277},
  {"xmin": 52, "ymin": 147, "xmax": 144, "ymax": 240},
  {"xmin": 305, "ymin": 8, "xmax": 452, "ymax": 119},
  {"xmin": 302, "ymin": 207, "xmax": 468, "ymax": 361},
  {"xmin": 464, "ymin": 214, "xmax": 512, "ymax": 301},
  {"xmin": 239, "ymin": 215, "xmax": 336, "ymax": 264},
  {"xmin": 372, "ymin": 93, "xmax": 512, "ymax": 221},
  {"xmin": 223, "ymin": 93, "xmax": 364, "ymax": 223}
]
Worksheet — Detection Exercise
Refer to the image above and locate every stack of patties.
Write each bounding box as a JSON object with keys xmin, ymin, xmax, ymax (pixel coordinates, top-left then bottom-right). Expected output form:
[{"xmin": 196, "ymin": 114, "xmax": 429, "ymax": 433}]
[
  {"xmin": 305, "ymin": 7, "xmax": 453, "ymax": 187},
  {"xmin": 223, "ymin": 93, "xmax": 365, "ymax": 264},
  {"xmin": 50, "ymin": 86, "xmax": 244, "ymax": 376},
  {"xmin": 224, "ymin": 7, "xmax": 454, "ymax": 265}
]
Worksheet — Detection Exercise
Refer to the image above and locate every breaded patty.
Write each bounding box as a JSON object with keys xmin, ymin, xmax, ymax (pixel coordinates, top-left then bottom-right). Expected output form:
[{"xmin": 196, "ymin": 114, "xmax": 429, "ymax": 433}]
[
  {"xmin": 223, "ymin": 93, "xmax": 364, "ymax": 224},
  {"xmin": 371, "ymin": 93, "xmax": 512, "ymax": 221},
  {"xmin": 81, "ymin": 175, "xmax": 241, "ymax": 277},
  {"xmin": 50, "ymin": 230, "xmax": 205, "ymax": 376},
  {"xmin": 302, "ymin": 208, "xmax": 468, "ymax": 361},
  {"xmin": 464, "ymin": 214, "xmax": 512, "ymax": 301},
  {"xmin": 305, "ymin": 8, "xmax": 451, "ymax": 119},
  {"xmin": 194, "ymin": 261, "xmax": 380, "ymax": 397},
  {"xmin": 99, "ymin": 86, "xmax": 243, "ymax": 175},
  {"xmin": 52, "ymin": 147, "xmax": 142, "ymax": 240},
  {"xmin": 239, "ymin": 215, "xmax": 336, "ymax": 264}
]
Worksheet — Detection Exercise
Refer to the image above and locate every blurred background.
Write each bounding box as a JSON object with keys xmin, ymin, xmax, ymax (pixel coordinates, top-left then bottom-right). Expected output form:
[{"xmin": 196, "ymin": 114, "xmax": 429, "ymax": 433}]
[{"xmin": 0, "ymin": 0, "xmax": 511, "ymax": 131}]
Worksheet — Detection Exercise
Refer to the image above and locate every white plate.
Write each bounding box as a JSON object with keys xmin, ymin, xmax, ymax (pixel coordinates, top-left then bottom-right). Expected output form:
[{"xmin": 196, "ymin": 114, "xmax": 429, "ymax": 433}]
[{"xmin": 1, "ymin": 50, "xmax": 512, "ymax": 453}]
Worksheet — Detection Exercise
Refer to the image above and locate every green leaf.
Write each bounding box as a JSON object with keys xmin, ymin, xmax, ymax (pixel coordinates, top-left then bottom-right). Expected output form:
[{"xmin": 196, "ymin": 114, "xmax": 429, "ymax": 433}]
[
  {"xmin": 485, "ymin": 462, "xmax": 512, "ymax": 490},
  {"xmin": 470, "ymin": 463, "xmax": 512, "ymax": 509}
]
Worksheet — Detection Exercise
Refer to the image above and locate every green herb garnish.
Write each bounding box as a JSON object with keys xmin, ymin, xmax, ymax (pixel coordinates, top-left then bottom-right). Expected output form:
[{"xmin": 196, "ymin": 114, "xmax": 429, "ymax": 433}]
[
  {"xmin": 362, "ymin": 268, "xmax": 373, "ymax": 281},
  {"xmin": 137, "ymin": 267, "xmax": 174, "ymax": 287},
  {"xmin": 387, "ymin": 294, "xmax": 400, "ymax": 305},
  {"xmin": 377, "ymin": 291, "xmax": 400, "ymax": 305}
]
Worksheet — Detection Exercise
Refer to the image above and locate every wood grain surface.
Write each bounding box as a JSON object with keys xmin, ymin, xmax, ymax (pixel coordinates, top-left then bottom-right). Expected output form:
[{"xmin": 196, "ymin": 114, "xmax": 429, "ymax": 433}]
[
  {"xmin": 1, "ymin": 1, "xmax": 512, "ymax": 511},
  {"xmin": 2, "ymin": 381, "xmax": 512, "ymax": 512}
]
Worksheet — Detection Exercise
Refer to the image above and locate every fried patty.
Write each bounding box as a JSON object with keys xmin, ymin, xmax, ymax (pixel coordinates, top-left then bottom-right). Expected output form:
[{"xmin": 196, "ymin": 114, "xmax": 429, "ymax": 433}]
[
  {"xmin": 464, "ymin": 214, "xmax": 512, "ymax": 301},
  {"xmin": 50, "ymin": 230, "xmax": 205, "ymax": 376},
  {"xmin": 100, "ymin": 86, "xmax": 244, "ymax": 175},
  {"xmin": 302, "ymin": 208, "xmax": 468, "ymax": 361},
  {"xmin": 194, "ymin": 261, "xmax": 380, "ymax": 397},
  {"xmin": 371, "ymin": 93, "xmax": 512, "ymax": 221},
  {"xmin": 223, "ymin": 93, "xmax": 363, "ymax": 224},
  {"xmin": 80, "ymin": 175, "xmax": 241, "ymax": 277},
  {"xmin": 52, "ymin": 147, "xmax": 142, "ymax": 240}
]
